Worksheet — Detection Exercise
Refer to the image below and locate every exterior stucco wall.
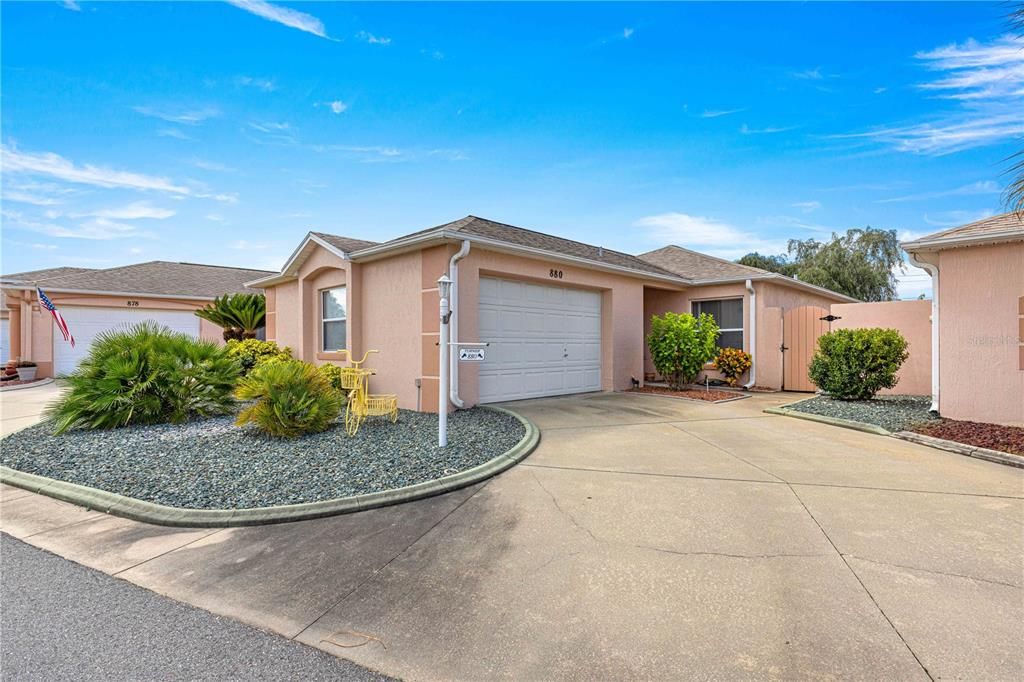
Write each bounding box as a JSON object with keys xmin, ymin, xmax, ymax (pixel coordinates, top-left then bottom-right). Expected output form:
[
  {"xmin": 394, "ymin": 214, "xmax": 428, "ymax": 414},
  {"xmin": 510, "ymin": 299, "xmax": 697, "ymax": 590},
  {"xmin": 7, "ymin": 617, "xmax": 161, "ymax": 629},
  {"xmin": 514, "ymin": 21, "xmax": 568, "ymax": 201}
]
[
  {"xmin": 831, "ymin": 300, "xmax": 932, "ymax": 396},
  {"xmin": 936, "ymin": 242, "xmax": 1024, "ymax": 426}
]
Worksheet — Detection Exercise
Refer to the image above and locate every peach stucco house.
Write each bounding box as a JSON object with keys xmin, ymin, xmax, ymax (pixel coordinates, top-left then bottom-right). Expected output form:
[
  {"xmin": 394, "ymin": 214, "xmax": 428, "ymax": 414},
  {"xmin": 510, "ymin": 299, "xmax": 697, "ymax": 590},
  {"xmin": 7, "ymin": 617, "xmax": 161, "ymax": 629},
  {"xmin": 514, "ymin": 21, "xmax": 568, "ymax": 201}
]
[
  {"xmin": 1, "ymin": 261, "xmax": 274, "ymax": 377},
  {"xmin": 902, "ymin": 212, "xmax": 1024, "ymax": 427},
  {"xmin": 250, "ymin": 216, "xmax": 854, "ymax": 412}
]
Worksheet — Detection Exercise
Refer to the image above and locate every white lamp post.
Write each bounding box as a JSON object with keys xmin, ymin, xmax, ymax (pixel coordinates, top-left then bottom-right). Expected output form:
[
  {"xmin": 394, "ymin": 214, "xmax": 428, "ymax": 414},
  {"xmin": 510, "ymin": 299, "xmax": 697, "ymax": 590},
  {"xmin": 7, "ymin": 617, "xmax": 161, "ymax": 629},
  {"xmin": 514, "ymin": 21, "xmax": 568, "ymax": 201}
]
[{"xmin": 437, "ymin": 274, "xmax": 453, "ymax": 447}]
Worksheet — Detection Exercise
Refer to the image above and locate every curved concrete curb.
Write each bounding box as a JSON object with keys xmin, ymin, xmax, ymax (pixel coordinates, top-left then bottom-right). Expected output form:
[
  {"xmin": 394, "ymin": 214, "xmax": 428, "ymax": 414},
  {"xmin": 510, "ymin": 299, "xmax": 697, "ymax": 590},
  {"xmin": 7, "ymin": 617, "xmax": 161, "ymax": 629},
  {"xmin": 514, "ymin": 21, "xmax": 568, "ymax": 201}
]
[
  {"xmin": 0, "ymin": 406, "xmax": 540, "ymax": 528},
  {"xmin": 0, "ymin": 377, "xmax": 55, "ymax": 392},
  {"xmin": 763, "ymin": 403, "xmax": 892, "ymax": 437},
  {"xmin": 893, "ymin": 431, "xmax": 1024, "ymax": 469}
]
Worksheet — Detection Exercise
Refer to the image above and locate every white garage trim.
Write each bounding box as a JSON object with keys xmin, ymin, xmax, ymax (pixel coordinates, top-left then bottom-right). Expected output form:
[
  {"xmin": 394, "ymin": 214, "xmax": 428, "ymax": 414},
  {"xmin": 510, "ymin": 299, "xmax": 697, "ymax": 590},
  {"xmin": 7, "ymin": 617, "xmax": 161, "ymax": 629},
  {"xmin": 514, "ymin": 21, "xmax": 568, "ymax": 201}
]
[
  {"xmin": 478, "ymin": 276, "xmax": 601, "ymax": 403},
  {"xmin": 54, "ymin": 306, "xmax": 200, "ymax": 376},
  {"xmin": 0, "ymin": 318, "xmax": 9, "ymax": 364}
]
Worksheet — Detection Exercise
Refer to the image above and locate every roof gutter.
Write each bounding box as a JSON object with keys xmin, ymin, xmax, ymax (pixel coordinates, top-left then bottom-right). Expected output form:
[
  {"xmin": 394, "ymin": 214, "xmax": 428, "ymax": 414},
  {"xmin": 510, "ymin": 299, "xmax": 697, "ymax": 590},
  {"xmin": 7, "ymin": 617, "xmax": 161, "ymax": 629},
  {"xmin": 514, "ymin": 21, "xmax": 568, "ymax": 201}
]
[
  {"xmin": 905, "ymin": 250, "xmax": 940, "ymax": 414},
  {"xmin": 0, "ymin": 284, "xmax": 217, "ymax": 302},
  {"xmin": 690, "ymin": 273, "xmax": 859, "ymax": 303},
  {"xmin": 901, "ymin": 229, "xmax": 1024, "ymax": 252},
  {"xmin": 743, "ymin": 279, "xmax": 757, "ymax": 390}
]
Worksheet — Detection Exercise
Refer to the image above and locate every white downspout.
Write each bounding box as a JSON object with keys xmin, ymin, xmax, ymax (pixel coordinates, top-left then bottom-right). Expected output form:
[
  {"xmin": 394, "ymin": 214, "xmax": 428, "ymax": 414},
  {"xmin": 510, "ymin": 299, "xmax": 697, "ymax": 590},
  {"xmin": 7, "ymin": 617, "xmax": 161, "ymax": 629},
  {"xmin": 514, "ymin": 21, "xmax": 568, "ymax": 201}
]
[
  {"xmin": 743, "ymin": 279, "xmax": 757, "ymax": 389},
  {"xmin": 449, "ymin": 240, "xmax": 471, "ymax": 408},
  {"xmin": 907, "ymin": 251, "xmax": 940, "ymax": 413}
]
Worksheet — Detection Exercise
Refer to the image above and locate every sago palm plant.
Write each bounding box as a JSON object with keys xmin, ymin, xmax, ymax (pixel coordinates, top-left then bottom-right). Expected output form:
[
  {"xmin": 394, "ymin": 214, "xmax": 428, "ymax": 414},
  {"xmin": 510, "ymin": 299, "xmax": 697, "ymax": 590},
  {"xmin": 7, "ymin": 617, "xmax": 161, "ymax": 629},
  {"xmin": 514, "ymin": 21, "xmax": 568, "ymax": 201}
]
[
  {"xmin": 195, "ymin": 293, "xmax": 266, "ymax": 341},
  {"xmin": 234, "ymin": 360, "xmax": 342, "ymax": 438}
]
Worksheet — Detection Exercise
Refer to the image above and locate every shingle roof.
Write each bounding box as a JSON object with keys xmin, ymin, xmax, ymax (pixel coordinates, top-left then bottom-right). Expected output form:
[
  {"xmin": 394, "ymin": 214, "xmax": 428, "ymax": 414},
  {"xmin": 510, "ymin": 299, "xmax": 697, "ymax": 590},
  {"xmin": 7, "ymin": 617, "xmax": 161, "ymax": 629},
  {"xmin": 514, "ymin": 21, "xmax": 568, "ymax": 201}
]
[
  {"xmin": 0, "ymin": 266, "xmax": 97, "ymax": 283},
  {"xmin": 359, "ymin": 215, "xmax": 682, "ymax": 278},
  {"xmin": 310, "ymin": 232, "xmax": 379, "ymax": 253},
  {"xmin": 2, "ymin": 261, "xmax": 275, "ymax": 298},
  {"xmin": 903, "ymin": 212, "xmax": 1024, "ymax": 251},
  {"xmin": 638, "ymin": 245, "xmax": 769, "ymax": 281}
]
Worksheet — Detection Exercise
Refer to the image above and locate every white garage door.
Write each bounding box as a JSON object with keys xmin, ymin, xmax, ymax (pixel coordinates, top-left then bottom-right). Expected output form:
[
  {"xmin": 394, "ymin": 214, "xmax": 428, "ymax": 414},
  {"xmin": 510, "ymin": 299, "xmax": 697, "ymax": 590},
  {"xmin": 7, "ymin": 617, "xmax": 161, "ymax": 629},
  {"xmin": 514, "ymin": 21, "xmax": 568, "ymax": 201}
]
[
  {"xmin": 54, "ymin": 307, "xmax": 200, "ymax": 376},
  {"xmin": 478, "ymin": 276, "xmax": 601, "ymax": 403}
]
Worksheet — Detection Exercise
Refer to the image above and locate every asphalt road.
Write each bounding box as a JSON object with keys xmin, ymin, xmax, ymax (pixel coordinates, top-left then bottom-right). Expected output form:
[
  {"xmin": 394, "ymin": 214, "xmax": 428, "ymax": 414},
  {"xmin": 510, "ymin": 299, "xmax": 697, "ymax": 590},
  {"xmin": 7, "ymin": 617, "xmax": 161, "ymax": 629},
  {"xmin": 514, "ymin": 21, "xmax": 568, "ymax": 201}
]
[{"xmin": 0, "ymin": 533, "xmax": 392, "ymax": 681}]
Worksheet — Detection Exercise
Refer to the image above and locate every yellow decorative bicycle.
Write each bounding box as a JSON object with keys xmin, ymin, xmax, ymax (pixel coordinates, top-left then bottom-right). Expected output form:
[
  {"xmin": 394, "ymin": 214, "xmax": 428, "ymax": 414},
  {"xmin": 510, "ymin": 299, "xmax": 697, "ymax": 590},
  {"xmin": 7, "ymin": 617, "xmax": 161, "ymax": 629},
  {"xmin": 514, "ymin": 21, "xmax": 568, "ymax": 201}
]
[{"xmin": 335, "ymin": 349, "xmax": 398, "ymax": 436}]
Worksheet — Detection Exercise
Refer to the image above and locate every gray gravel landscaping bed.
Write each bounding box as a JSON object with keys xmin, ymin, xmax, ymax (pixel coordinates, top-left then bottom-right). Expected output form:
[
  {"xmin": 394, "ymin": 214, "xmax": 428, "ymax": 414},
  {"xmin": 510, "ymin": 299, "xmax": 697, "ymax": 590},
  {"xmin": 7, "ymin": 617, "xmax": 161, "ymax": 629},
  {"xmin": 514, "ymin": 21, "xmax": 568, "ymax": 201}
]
[
  {"xmin": 786, "ymin": 394, "xmax": 939, "ymax": 433},
  {"xmin": 0, "ymin": 408, "xmax": 524, "ymax": 510}
]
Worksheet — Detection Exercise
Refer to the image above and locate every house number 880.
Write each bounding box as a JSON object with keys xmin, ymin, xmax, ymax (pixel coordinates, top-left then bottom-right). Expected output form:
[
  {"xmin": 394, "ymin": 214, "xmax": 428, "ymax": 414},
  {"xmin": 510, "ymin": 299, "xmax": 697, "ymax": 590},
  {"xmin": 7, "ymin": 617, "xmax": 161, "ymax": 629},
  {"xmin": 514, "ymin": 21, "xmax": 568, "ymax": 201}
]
[{"xmin": 549, "ymin": 269, "xmax": 563, "ymax": 279}]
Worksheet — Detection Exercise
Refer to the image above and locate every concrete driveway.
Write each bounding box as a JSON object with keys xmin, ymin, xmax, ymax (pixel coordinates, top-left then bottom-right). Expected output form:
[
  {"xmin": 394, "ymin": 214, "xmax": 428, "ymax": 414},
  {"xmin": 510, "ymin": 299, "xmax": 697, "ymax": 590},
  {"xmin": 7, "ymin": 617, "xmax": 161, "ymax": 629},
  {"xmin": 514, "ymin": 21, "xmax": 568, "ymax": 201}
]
[{"xmin": 2, "ymin": 391, "xmax": 1021, "ymax": 680}]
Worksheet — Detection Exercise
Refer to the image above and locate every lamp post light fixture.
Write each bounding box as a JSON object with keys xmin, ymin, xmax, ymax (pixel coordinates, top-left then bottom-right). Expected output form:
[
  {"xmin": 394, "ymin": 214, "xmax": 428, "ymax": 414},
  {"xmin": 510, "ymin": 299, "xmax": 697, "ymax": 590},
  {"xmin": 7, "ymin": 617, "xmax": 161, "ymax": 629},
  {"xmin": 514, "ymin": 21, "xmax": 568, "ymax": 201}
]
[{"xmin": 437, "ymin": 274, "xmax": 453, "ymax": 447}]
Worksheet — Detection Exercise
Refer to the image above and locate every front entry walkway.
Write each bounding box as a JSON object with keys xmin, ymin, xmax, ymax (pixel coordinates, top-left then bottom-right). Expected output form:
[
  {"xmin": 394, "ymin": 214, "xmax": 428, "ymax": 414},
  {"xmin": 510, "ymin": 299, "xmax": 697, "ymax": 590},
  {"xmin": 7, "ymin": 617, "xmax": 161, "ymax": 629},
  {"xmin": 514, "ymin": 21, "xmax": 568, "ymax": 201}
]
[{"xmin": 2, "ymin": 392, "xmax": 1021, "ymax": 680}]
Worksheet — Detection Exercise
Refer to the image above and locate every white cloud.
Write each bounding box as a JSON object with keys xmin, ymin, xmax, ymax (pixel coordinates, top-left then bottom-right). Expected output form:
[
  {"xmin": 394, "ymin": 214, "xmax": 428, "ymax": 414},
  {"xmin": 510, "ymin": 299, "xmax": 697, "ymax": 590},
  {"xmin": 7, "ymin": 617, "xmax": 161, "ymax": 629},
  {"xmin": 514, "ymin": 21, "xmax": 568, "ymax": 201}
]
[
  {"xmin": 1, "ymin": 145, "xmax": 191, "ymax": 195},
  {"xmin": 829, "ymin": 35, "xmax": 1024, "ymax": 156},
  {"xmin": 357, "ymin": 30, "xmax": 391, "ymax": 45},
  {"xmin": 77, "ymin": 202, "xmax": 176, "ymax": 220},
  {"xmin": 740, "ymin": 124, "xmax": 798, "ymax": 135},
  {"xmin": 874, "ymin": 87, "xmax": 888, "ymax": 94},
  {"xmin": 134, "ymin": 106, "xmax": 219, "ymax": 125},
  {"xmin": 922, "ymin": 209, "xmax": 996, "ymax": 227},
  {"xmin": 319, "ymin": 100, "xmax": 348, "ymax": 114},
  {"xmin": 206, "ymin": 213, "xmax": 228, "ymax": 223},
  {"xmin": 623, "ymin": 27, "xmax": 635, "ymax": 39},
  {"xmin": 190, "ymin": 158, "xmax": 233, "ymax": 172},
  {"xmin": 157, "ymin": 128, "xmax": 192, "ymax": 140},
  {"xmin": 791, "ymin": 201, "xmax": 821, "ymax": 213},
  {"xmin": 875, "ymin": 180, "xmax": 999, "ymax": 203},
  {"xmin": 634, "ymin": 212, "xmax": 787, "ymax": 260},
  {"xmin": 1, "ymin": 209, "xmax": 149, "ymax": 241},
  {"xmin": 791, "ymin": 67, "xmax": 837, "ymax": 80},
  {"xmin": 236, "ymin": 75, "xmax": 276, "ymax": 91},
  {"xmin": 225, "ymin": 0, "xmax": 330, "ymax": 40},
  {"xmin": 230, "ymin": 239, "xmax": 272, "ymax": 250},
  {"xmin": 2, "ymin": 189, "xmax": 62, "ymax": 206},
  {"xmin": 700, "ymin": 108, "xmax": 745, "ymax": 119},
  {"xmin": 428, "ymin": 148, "xmax": 469, "ymax": 161},
  {"xmin": 313, "ymin": 144, "xmax": 403, "ymax": 162},
  {"xmin": 62, "ymin": 1, "xmax": 80, "ymax": 11}
]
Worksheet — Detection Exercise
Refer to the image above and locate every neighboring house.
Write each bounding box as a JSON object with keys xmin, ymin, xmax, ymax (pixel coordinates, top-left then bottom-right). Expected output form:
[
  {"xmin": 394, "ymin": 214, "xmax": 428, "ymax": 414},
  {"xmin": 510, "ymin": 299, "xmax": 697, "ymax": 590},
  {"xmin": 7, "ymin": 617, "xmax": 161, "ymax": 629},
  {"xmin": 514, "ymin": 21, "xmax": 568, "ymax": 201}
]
[
  {"xmin": 250, "ymin": 216, "xmax": 854, "ymax": 412},
  {"xmin": 1, "ymin": 261, "xmax": 274, "ymax": 377},
  {"xmin": 902, "ymin": 212, "xmax": 1024, "ymax": 427}
]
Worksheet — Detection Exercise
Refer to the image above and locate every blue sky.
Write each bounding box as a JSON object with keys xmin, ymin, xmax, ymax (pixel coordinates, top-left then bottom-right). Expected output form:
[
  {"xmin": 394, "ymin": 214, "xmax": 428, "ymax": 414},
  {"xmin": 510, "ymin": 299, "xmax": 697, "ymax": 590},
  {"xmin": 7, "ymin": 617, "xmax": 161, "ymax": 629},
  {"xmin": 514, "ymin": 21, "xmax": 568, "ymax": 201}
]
[{"xmin": 3, "ymin": 1, "xmax": 1022, "ymax": 298}]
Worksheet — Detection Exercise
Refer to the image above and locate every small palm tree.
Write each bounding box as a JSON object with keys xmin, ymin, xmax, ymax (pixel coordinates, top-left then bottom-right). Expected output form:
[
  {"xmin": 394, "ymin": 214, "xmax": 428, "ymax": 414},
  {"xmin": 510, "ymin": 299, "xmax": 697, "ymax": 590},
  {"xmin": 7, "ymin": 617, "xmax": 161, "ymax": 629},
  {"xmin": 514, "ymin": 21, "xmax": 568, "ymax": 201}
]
[{"xmin": 195, "ymin": 294, "xmax": 266, "ymax": 341}]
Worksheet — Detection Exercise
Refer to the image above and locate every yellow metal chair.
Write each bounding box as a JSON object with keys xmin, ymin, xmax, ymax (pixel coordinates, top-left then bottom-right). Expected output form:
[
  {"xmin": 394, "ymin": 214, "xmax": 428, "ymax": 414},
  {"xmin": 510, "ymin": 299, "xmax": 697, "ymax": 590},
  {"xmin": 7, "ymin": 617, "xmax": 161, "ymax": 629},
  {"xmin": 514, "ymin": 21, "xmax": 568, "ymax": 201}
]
[{"xmin": 335, "ymin": 350, "xmax": 398, "ymax": 436}]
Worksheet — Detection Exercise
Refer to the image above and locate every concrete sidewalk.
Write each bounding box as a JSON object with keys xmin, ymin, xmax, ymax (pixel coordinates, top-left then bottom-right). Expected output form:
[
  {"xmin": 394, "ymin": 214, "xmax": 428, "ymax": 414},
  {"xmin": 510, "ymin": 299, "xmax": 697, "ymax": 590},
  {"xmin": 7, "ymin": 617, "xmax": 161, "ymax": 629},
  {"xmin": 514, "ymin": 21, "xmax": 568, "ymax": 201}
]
[
  {"xmin": 2, "ymin": 391, "xmax": 1022, "ymax": 680},
  {"xmin": 0, "ymin": 380, "xmax": 63, "ymax": 437}
]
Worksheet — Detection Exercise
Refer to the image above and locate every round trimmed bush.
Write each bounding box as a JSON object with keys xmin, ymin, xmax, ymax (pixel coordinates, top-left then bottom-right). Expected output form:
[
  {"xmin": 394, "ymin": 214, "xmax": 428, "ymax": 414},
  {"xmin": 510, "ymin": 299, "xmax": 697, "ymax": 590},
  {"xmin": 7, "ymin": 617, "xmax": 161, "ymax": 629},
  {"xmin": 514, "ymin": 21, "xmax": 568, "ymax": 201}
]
[
  {"xmin": 808, "ymin": 327, "xmax": 909, "ymax": 400},
  {"xmin": 225, "ymin": 338, "xmax": 292, "ymax": 375},
  {"xmin": 47, "ymin": 322, "xmax": 240, "ymax": 433},
  {"xmin": 234, "ymin": 360, "xmax": 342, "ymax": 438},
  {"xmin": 647, "ymin": 312, "xmax": 719, "ymax": 390}
]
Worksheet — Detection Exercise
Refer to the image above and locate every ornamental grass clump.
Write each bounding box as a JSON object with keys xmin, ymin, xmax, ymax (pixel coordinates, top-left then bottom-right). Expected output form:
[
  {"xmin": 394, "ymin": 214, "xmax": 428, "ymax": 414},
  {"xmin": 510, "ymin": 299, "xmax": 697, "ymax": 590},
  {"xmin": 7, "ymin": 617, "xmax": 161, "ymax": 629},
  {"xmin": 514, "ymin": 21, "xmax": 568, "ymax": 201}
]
[
  {"xmin": 808, "ymin": 327, "xmax": 909, "ymax": 400},
  {"xmin": 646, "ymin": 312, "xmax": 719, "ymax": 390},
  {"xmin": 47, "ymin": 322, "xmax": 240, "ymax": 434},
  {"xmin": 713, "ymin": 347, "xmax": 752, "ymax": 386},
  {"xmin": 225, "ymin": 338, "xmax": 292, "ymax": 375},
  {"xmin": 234, "ymin": 360, "xmax": 342, "ymax": 438}
]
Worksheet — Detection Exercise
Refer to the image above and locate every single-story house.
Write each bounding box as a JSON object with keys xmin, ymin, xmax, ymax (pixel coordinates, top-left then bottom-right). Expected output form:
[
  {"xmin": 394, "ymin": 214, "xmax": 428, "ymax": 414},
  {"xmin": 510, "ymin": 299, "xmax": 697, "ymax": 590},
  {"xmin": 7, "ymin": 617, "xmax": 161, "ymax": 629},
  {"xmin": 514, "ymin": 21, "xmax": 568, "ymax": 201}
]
[
  {"xmin": 902, "ymin": 211, "xmax": 1024, "ymax": 427},
  {"xmin": 1, "ymin": 261, "xmax": 274, "ymax": 377},
  {"xmin": 250, "ymin": 215, "xmax": 855, "ymax": 412}
]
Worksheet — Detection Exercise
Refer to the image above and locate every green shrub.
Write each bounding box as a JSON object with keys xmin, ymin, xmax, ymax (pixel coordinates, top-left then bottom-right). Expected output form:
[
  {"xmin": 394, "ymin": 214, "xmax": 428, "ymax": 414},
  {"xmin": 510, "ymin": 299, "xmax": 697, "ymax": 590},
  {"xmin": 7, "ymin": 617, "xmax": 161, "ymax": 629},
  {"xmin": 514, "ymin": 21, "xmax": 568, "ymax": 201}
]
[
  {"xmin": 316, "ymin": 363, "xmax": 346, "ymax": 391},
  {"xmin": 225, "ymin": 338, "xmax": 292, "ymax": 375},
  {"xmin": 713, "ymin": 347, "xmax": 752, "ymax": 387},
  {"xmin": 808, "ymin": 327, "xmax": 909, "ymax": 400},
  {"xmin": 47, "ymin": 322, "xmax": 240, "ymax": 433},
  {"xmin": 647, "ymin": 312, "xmax": 719, "ymax": 390},
  {"xmin": 234, "ymin": 360, "xmax": 342, "ymax": 438}
]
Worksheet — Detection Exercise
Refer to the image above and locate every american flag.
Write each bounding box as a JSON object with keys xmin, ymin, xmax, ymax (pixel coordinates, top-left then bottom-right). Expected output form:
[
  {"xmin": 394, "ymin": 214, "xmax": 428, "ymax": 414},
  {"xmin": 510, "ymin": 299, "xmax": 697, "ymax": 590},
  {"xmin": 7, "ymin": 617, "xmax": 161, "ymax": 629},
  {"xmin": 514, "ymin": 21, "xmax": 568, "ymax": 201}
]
[{"xmin": 37, "ymin": 287, "xmax": 75, "ymax": 348}]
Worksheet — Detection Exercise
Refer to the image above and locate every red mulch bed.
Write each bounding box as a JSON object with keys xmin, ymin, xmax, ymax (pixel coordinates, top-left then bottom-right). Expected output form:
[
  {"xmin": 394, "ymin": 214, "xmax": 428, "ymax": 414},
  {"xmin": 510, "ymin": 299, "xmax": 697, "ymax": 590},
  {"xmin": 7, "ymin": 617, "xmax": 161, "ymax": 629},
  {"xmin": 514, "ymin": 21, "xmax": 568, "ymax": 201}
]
[
  {"xmin": 631, "ymin": 386, "xmax": 740, "ymax": 402},
  {"xmin": 911, "ymin": 419, "xmax": 1024, "ymax": 456},
  {"xmin": 0, "ymin": 378, "xmax": 47, "ymax": 391}
]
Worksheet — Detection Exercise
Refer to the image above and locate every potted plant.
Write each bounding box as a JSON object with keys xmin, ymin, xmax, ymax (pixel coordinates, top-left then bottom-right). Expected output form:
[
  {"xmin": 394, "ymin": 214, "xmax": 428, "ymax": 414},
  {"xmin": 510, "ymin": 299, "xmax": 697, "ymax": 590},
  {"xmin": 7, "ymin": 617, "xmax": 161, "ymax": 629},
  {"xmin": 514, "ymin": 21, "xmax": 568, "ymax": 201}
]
[{"xmin": 16, "ymin": 361, "xmax": 38, "ymax": 381}]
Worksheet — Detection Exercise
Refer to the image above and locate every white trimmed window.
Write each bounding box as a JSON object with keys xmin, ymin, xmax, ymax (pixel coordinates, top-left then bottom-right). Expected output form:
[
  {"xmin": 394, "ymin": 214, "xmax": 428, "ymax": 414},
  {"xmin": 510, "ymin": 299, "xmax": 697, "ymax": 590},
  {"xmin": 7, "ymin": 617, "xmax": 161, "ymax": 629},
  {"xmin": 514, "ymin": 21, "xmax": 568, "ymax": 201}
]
[
  {"xmin": 321, "ymin": 287, "xmax": 347, "ymax": 352},
  {"xmin": 692, "ymin": 298, "xmax": 743, "ymax": 350}
]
